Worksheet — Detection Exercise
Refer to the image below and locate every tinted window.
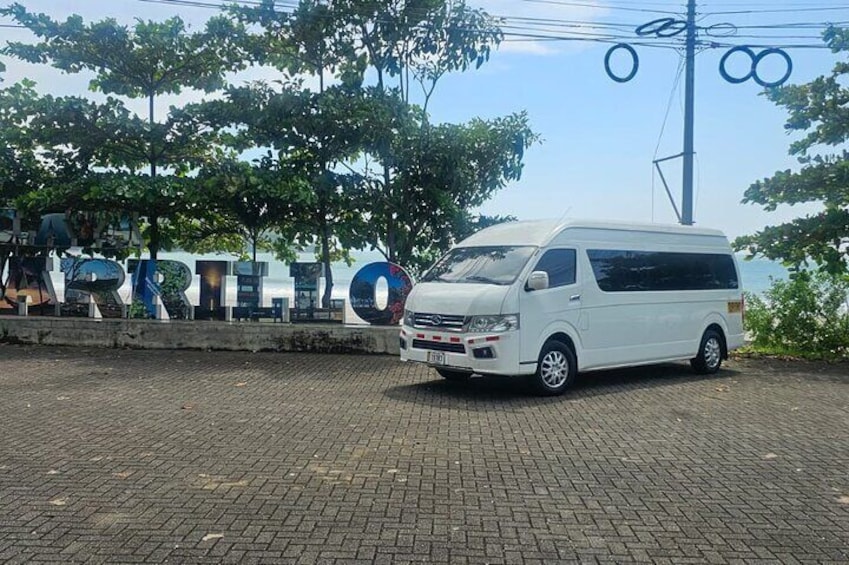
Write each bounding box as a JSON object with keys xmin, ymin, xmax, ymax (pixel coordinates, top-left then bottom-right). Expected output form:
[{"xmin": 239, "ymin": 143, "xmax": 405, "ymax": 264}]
[
  {"xmin": 532, "ymin": 249, "xmax": 576, "ymax": 288},
  {"xmin": 421, "ymin": 246, "xmax": 536, "ymax": 286},
  {"xmin": 587, "ymin": 250, "xmax": 738, "ymax": 292}
]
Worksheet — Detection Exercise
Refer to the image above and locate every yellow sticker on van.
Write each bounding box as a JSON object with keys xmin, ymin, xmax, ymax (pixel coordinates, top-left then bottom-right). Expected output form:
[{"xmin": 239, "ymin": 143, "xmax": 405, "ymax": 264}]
[{"xmin": 727, "ymin": 300, "xmax": 743, "ymax": 313}]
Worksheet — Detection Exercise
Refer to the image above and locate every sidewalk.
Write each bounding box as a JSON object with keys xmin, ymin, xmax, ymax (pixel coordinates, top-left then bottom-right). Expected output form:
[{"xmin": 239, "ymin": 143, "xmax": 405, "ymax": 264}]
[{"xmin": 1, "ymin": 345, "xmax": 847, "ymax": 563}]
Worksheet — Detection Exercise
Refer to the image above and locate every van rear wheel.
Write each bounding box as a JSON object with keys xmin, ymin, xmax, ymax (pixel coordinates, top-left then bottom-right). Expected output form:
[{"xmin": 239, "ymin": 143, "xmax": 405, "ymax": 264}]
[
  {"xmin": 530, "ymin": 340, "xmax": 577, "ymax": 396},
  {"xmin": 691, "ymin": 329, "xmax": 723, "ymax": 374},
  {"xmin": 436, "ymin": 368, "xmax": 472, "ymax": 381}
]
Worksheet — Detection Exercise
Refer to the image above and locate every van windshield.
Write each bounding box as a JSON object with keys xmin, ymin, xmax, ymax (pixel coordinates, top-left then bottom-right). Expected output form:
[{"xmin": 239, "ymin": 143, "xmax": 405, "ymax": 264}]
[{"xmin": 421, "ymin": 246, "xmax": 536, "ymax": 285}]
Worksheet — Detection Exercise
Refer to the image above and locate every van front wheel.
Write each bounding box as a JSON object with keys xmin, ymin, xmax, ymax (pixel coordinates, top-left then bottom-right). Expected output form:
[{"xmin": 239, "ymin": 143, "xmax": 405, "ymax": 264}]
[
  {"xmin": 691, "ymin": 329, "xmax": 723, "ymax": 374},
  {"xmin": 530, "ymin": 340, "xmax": 577, "ymax": 396}
]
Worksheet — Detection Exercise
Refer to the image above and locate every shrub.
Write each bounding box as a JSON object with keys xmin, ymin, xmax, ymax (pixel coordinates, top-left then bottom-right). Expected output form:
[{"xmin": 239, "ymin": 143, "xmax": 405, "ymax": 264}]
[{"xmin": 743, "ymin": 270, "xmax": 849, "ymax": 360}]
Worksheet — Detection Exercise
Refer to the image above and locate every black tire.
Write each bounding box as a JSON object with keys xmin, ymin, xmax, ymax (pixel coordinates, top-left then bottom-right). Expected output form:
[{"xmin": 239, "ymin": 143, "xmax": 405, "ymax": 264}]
[
  {"xmin": 529, "ymin": 340, "xmax": 577, "ymax": 396},
  {"xmin": 436, "ymin": 368, "xmax": 472, "ymax": 381},
  {"xmin": 691, "ymin": 329, "xmax": 724, "ymax": 374}
]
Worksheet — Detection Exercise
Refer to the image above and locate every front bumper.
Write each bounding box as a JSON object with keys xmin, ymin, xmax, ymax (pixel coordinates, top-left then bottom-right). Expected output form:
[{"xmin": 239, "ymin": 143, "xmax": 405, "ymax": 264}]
[{"xmin": 398, "ymin": 326, "xmax": 521, "ymax": 376}]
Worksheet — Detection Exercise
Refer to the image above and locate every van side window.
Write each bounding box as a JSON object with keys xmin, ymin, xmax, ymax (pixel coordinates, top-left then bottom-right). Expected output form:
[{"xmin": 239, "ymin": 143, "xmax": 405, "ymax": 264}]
[
  {"xmin": 533, "ymin": 249, "xmax": 576, "ymax": 288},
  {"xmin": 587, "ymin": 250, "xmax": 739, "ymax": 292}
]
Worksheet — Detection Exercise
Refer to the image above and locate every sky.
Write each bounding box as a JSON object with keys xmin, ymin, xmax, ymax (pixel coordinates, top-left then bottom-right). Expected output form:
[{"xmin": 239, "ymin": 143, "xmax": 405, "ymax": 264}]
[{"xmin": 1, "ymin": 0, "xmax": 846, "ymax": 241}]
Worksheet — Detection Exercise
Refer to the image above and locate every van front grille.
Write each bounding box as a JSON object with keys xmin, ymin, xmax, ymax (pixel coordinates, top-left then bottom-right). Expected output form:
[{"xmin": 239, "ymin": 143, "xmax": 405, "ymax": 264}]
[
  {"xmin": 412, "ymin": 340, "xmax": 466, "ymax": 354},
  {"xmin": 412, "ymin": 313, "xmax": 467, "ymax": 331}
]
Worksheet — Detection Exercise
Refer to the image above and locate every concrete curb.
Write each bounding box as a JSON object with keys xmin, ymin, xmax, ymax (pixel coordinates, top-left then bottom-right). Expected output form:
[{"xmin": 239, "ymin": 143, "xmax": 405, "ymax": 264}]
[{"xmin": 0, "ymin": 317, "xmax": 401, "ymax": 355}]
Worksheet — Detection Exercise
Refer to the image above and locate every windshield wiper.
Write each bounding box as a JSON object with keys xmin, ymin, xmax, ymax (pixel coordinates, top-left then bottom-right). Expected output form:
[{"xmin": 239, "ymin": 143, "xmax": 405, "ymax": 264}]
[
  {"xmin": 424, "ymin": 275, "xmax": 453, "ymax": 283},
  {"xmin": 464, "ymin": 275, "xmax": 504, "ymax": 285}
]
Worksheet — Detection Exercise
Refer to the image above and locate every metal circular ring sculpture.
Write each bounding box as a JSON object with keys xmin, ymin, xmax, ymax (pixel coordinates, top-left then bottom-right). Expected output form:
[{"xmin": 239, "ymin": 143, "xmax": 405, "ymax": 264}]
[
  {"xmin": 719, "ymin": 45, "xmax": 793, "ymax": 88},
  {"xmin": 635, "ymin": 17, "xmax": 688, "ymax": 38},
  {"xmin": 604, "ymin": 43, "xmax": 639, "ymax": 83}
]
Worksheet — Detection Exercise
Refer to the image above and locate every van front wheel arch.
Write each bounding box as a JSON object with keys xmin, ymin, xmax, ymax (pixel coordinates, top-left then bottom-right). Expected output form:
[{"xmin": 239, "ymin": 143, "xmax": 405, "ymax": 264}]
[
  {"xmin": 691, "ymin": 328, "xmax": 724, "ymax": 374},
  {"xmin": 529, "ymin": 339, "xmax": 577, "ymax": 396}
]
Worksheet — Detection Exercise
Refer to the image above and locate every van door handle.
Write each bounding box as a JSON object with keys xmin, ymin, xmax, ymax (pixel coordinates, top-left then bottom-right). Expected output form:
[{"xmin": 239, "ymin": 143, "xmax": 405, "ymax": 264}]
[{"xmin": 570, "ymin": 294, "xmax": 581, "ymax": 302}]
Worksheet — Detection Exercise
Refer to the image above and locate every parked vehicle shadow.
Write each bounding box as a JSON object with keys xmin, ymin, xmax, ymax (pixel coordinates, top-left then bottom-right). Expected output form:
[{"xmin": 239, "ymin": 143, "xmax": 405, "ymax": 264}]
[{"xmin": 383, "ymin": 362, "xmax": 741, "ymax": 409}]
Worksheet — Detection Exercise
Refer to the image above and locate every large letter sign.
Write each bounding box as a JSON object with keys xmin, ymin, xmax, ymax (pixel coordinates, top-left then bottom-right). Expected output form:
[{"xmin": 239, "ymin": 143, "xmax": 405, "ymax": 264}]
[
  {"xmin": 127, "ymin": 260, "xmax": 161, "ymax": 319},
  {"xmin": 157, "ymin": 260, "xmax": 193, "ymax": 320},
  {"xmin": 195, "ymin": 260, "xmax": 231, "ymax": 321},
  {"xmin": 60, "ymin": 257, "xmax": 125, "ymax": 318},
  {"xmin": 349, "ymin": 262, "xmax": 413, "ymax": 325},
  {"xmin": 0, "ymin": 257, "xmax": 58, "ymax": 315},
  {"xmin": 290, "ymin": 262, "xmax": 323, "ymax": 321}
]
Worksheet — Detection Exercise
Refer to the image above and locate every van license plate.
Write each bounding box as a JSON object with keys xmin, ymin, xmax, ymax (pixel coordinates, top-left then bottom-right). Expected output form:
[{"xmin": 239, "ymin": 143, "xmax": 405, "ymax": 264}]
[{"xmin": 427, "ymin": 351, "xmax": 446, "ymax": 365}]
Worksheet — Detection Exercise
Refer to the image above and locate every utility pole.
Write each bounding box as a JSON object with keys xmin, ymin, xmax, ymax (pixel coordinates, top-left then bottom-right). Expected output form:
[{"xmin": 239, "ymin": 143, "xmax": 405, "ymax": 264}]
[
  {"xmin": 609, "ymin": 0, "xmax": 793, "ymax": 225},
  {"xmin": 681, "ymin": 0, "xmax": 697, "ymax": 225}
]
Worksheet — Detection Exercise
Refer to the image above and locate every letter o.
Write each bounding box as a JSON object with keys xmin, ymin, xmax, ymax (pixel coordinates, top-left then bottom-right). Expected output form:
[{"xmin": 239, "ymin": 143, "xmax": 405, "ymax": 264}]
[{"xmin": 349, "ymin": 262, "xmax": 413, "ymax": 325}]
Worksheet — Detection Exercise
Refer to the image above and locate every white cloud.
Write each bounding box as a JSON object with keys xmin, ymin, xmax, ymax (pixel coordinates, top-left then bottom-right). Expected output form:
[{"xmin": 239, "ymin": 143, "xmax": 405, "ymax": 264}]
[
  {"xmin": 496, "ymin": 40, "xmax": 560, "ymax": 56},
  {"xmin": 1, "ymin": 3, "xmax": 323, "ymax": 120},
  {"xmin": 472, "ymin": 0, "xmax": 611, "ymax": 57}
]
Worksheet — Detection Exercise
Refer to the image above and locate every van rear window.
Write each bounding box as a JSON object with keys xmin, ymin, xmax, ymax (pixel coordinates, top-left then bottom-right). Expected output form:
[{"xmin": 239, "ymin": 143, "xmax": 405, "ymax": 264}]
[{"xmin": 587, "ymin": 250, "xmax": 739, "ymax": 292}]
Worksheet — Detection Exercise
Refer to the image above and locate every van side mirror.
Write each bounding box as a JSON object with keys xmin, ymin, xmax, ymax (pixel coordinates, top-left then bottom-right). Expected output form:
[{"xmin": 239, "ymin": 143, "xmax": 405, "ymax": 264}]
[{"xmin": 527, "ymin": 271, "xmax": 549, "ymax": 291}]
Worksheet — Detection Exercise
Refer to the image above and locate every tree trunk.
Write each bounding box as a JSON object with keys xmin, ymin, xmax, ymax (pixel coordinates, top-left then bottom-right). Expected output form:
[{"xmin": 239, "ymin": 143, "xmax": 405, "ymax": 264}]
[
  {"xmin": 149, "ymin": 214, "xmax": 160, "ymax": 261},
  {"xmin": 320, "ymin": 218, "xmax": 333, "ymax": 309},
  {"xmin": 383, "ymin": 164, "xmax": 396, "ymax": 263},
  {"xmin": 148, "ymin": 90, "xmax": 159, "ymax": 261}
]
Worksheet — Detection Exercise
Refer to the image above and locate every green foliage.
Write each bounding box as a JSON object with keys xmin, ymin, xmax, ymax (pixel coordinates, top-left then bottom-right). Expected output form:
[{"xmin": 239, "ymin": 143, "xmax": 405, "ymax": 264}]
[
  {"xmin": 128, "ymin": 299, "xmax": 152, "ymax": 320},
  {"xmin": 734, "ymin": 25, "xmax": 849, "ymax": 275},
  {"xmin": 0, "ymin": 80, "xmax": 45, "ymax": 207},
  {"xmin": 355, "ymin": 93, "xmax": 538, "ymax": 273},
  {"xmin": 1, "ymin": 4, "xmax": 247, "ymax": 99},
  {"xmin": 2, "ymin": 0, "xmax": 536, "ymax": 282},
  {"xmin": 1, "ymin": 4, "xmax": 248, "ymax": 259},
  {"xmin": 743, "ymin": 271, "xmax": 849, "ymax": 360},
  {"xmin": 180, "ymin": 157, "xmax": 313, "ymax": 262}
]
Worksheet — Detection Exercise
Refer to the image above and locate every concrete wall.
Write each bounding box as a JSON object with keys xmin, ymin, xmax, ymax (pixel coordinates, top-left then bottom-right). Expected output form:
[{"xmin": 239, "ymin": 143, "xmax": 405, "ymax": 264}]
[{"xmin": 0, "ymin": 317, "xmax": 401, "ymax": 355}]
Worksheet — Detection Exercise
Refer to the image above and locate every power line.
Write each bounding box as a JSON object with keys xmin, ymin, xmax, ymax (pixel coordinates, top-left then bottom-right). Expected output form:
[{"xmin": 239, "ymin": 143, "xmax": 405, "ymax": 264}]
[
  {"xmin": 2, "ymin": 0, "xmax": 840, "ymax": 52},
  {"xmin": 654, "ymin": 55, "xmax": 686, "ymax": 160},
  {"xmin": 704, "ymin": 6, "xmax": 849, "ymax": 15},
  {"xmin": 521, "ymin": 0, "xmax": 684, "ymax": 16}
]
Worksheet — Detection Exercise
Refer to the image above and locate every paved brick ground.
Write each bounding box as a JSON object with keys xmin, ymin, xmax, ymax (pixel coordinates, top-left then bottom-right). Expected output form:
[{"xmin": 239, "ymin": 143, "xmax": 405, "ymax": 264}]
[{"xmin": 0, "ymin": 344, "xmax": 847, "ymax": 564}]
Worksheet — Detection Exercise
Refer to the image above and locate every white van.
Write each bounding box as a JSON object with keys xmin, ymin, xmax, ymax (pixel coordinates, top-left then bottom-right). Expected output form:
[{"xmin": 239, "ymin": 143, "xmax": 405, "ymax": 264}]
[{"xmin": 399, "ymin": 219, "xmax": 745, "ymax": 395}]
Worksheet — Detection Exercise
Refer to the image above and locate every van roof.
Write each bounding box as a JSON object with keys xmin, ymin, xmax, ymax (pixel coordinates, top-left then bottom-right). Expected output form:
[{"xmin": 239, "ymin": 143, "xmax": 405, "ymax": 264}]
[{"xmin": 458, "ymin": 219, "xmax": 728, "ymax": 247}]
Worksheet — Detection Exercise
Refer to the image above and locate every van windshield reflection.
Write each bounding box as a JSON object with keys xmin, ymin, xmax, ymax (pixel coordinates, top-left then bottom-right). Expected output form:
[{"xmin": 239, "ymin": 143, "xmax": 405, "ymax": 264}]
[{"xmin": 421, "ymin": 246, "xmax": 536, "ymax": 285}]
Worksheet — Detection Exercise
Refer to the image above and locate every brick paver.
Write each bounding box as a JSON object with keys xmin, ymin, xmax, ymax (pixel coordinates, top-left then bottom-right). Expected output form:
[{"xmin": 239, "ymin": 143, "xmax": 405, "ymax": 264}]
[{"xmin": 0, "ymin": 344, "xmax": 847, "ymax": 564}]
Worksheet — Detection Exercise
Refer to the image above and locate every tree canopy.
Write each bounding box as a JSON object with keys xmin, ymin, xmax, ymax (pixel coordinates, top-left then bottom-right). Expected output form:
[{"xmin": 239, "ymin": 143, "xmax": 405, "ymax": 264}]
[
  {"xmin": 1, "ymin": 0, "xmax": 537, "ymax": 286},
  {"xmin": 734, "ymin": 26, "xmax": 849, "ymax": 275}
]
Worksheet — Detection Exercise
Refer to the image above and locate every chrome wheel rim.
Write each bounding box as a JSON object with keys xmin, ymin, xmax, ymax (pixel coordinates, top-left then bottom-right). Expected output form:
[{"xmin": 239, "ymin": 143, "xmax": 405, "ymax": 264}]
[
  {"xmin": 540, "ymin": 350, "xmax": 569, "ymax": 388},
  {"xmin": 704, "ymin": 337, "xmax": 721, "ymax": 370}
]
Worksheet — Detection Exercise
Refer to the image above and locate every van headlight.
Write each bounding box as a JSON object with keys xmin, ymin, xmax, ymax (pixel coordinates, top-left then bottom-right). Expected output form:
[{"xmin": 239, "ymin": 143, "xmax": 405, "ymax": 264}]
[
  {"xmin": 467, "ymin": 314, "xmax": 519, "ymax": 332},
  {"xmin": 404, "ymin": 309, "xmax": 415, "ymax": 327}
]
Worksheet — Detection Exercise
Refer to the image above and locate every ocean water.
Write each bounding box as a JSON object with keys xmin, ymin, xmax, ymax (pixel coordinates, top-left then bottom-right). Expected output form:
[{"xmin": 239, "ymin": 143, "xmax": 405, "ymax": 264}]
[
  {"xmin": 30, "ymin": 250, "xmax": 788, "ymax": 325},
  {"xmin": 735, "ymin": 256, "xmax": 790, "ymax": 296}
]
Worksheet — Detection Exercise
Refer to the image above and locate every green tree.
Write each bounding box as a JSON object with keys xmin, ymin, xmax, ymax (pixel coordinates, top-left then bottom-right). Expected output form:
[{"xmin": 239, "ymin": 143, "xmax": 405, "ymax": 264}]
[
  {"xmin": 179, "ymin": 156, "xmax": 311, "ymax": 263},
  {"xmin": 318, "ymin": 0, "xmax": 535, "ymax": 272},
  {"xmin": 229, "ymin": 0, "xmax": 364, "ymax": 307},
  {"xmin": 743, "ymin": 271, "xmax": 849, "ymax": 359},
  {"xmin": 734, "ymin": 26, "xmax": 849, "ymax": 274},
  {"xmin": 5, "ymin": 85, "xmax": 148, "ymax": 261},
  {"xmin": 192, "ymin": 81, "xmax": 369, "ymax": 307},
  {"xmin": 229, "ymin": 0, "xmax": 534, "ymax": 278},
  {"xmin": 0, "ymin": 80, "xmax": 49, "ymax": 302},
  {"xmin": 225, "ymin": 0, "xmax": 536, "ymax": 279},
  {"xmin": 356, "ymin": 93, "xmax": 536, "ymax": 272},
  {"xmin": 2, "ymin": 4, "xmax": 248, "ymax": 258},
  {"xmin": 0, "ymin": 81, "xmax": 45, "ymax": 213}
]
